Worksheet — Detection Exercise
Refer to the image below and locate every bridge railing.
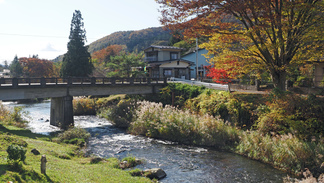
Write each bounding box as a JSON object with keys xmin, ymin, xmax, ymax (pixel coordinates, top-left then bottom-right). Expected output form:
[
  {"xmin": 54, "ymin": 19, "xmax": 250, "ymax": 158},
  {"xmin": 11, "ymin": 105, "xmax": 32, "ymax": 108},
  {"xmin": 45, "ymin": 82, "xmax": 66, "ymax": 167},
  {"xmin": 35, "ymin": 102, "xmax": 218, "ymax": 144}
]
[{"xmin": 0, "ymin": 77, "xmax": 167, "ymax": 87}]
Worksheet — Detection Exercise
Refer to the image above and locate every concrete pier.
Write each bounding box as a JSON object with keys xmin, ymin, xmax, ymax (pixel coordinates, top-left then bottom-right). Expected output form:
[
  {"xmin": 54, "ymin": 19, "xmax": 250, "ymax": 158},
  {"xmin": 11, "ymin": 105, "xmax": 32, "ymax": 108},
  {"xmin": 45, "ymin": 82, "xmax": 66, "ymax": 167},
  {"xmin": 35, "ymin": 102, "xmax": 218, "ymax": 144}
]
[{"xmin": 50, "ymin": 96, "xmax": 74, "ymax": 129}]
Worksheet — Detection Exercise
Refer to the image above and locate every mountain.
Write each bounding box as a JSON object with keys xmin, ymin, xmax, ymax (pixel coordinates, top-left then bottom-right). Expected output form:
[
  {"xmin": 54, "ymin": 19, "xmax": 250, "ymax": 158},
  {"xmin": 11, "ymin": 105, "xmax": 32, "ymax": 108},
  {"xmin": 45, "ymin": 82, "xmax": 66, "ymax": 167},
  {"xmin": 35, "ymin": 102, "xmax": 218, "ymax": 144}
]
[
  {"xmin": 89, "ymin": 27, "xmax": 172, "ymax": 53},
  {"xmin": 53, "ymin": 27, "xmax": 172, "ymax": 62}
]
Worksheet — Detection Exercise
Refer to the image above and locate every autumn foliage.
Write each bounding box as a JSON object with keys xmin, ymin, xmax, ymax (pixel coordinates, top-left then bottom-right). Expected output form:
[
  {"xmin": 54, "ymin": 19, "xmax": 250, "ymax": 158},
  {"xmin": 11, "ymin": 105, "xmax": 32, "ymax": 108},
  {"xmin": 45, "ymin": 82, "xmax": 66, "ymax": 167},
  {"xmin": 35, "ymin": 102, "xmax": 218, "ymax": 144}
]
[
  {"xmin": 156, "ymin": 0, "xmax": 324, "ymax": 90},
  {"xmin": 92, "ymin": 45, "xmax": 125, "ymax": 66},
  {"xmin": 205, "ymin": 60, "xmax": 238, "ymax": 84},
  {"xmin": 19, "ymin": 57, "xmax": 59, "ymax": 77}
]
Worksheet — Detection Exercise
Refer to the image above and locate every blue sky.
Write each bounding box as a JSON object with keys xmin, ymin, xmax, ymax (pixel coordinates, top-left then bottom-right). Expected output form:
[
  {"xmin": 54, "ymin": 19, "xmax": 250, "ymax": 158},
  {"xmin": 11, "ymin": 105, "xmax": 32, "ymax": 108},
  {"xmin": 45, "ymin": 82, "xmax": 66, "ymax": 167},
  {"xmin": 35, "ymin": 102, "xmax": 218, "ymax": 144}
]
[{"xmin": 0, "ymin": 0, "xmax": 162, "ymax": 64}]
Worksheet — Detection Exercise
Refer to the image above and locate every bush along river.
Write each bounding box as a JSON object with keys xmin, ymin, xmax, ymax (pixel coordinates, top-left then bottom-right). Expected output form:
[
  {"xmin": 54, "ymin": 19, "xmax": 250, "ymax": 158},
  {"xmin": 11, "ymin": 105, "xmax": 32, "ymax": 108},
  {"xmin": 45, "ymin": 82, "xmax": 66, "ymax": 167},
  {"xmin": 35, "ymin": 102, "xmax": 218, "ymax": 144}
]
[{"xmin": 3, "ymin": 100, "xmax": 288, "ymax": 183}]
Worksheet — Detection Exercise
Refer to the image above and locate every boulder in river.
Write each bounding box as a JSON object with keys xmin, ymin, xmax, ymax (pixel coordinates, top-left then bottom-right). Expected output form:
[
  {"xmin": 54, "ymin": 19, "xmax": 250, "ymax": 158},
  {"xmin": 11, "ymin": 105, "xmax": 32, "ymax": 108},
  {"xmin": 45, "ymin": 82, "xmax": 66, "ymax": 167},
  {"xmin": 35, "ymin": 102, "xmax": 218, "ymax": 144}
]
[{"xmin": 144, "ymin": 168, "xmax": 166, "ymax": 180}]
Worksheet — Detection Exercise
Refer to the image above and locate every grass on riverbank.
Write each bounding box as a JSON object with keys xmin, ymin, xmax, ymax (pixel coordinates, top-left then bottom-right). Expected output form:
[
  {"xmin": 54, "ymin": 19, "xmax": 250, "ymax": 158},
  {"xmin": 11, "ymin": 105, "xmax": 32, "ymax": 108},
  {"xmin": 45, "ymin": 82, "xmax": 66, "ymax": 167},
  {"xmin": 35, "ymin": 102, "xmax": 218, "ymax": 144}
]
[
  {"xmin": 0, "ymin": 102, "xmax": 151, "ymax": 182},
  {"xmin": 0, "ymin": 125, "xmax": 152, "ymax": 183}
]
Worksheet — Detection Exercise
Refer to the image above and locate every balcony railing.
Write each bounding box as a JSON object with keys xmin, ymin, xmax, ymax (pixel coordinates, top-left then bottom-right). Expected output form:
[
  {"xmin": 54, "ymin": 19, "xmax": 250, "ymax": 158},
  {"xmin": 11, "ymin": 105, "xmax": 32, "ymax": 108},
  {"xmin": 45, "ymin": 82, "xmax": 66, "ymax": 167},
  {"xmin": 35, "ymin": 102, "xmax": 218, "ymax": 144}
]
[{"xmin": 144, "ymin": 56, "xmax": 158, "ymax": 62}]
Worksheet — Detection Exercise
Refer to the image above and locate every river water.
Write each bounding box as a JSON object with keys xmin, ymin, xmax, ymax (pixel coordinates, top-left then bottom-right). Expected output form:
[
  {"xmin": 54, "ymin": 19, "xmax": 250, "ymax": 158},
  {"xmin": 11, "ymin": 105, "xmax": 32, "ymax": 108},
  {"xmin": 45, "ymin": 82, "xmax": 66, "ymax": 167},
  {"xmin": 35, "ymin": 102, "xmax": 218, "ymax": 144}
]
[{"xmin": 3, "ymin": 100, "xmax": 287, "ymax": 183}]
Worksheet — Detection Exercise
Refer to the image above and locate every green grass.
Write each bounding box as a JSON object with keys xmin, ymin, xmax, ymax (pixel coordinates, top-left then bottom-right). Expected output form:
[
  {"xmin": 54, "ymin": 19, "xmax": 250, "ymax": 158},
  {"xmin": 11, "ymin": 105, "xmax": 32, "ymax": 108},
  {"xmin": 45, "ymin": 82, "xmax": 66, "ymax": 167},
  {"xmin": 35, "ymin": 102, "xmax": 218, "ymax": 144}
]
[{"xmin": 0, "ymin": 124, "xmax": 151, "ymax": 183}]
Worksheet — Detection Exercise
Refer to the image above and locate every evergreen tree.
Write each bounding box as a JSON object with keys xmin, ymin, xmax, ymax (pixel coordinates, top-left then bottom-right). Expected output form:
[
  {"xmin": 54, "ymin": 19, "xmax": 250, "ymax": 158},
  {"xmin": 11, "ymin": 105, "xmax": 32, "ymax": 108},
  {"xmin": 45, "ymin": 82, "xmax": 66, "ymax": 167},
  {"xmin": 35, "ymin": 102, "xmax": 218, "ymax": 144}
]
[
  {"xmin": 9, "ymin": 55, "xmax": 23, "ymax": 77},
  {"xmin": 60, "ymin": 10, "xmax": 93, "ymax": 77}
]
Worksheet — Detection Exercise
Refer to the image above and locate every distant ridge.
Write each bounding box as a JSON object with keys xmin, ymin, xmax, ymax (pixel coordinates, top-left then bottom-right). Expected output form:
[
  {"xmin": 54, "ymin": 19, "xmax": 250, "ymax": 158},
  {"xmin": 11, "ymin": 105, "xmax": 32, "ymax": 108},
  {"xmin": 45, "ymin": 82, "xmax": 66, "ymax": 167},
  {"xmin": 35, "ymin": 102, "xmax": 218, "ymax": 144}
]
[{"xmin": 52, "ymin": 27, "xmax": 172, "ymax": 62}]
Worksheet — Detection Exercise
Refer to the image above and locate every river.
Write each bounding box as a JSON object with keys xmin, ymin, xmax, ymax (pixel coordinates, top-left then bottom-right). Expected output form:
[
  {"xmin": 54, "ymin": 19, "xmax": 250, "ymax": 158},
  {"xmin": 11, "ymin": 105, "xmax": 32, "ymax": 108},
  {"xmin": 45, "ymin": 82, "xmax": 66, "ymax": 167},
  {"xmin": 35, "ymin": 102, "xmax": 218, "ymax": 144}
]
[{"xmin": 3, "ymin": 100, "xmax": 287, "ymax": 183}]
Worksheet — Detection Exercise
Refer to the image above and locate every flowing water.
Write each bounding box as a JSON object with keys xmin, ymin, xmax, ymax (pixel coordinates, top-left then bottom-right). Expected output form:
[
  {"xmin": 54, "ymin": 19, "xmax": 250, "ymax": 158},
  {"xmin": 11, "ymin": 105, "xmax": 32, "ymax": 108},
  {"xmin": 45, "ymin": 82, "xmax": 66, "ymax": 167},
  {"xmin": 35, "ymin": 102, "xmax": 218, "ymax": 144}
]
[{"xmin": 3, "ymin": 101, "xmax": 287, "ymax": 183}]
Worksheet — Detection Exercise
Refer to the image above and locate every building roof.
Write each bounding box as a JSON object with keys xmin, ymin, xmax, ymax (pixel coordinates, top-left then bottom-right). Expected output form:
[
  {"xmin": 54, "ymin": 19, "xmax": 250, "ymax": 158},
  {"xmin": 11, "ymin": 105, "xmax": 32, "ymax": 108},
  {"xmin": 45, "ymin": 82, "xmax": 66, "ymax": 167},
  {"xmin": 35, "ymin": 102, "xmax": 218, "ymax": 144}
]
[{"xmin": 144, "ymin": 45, "xmax": 183, "ymax": 51}]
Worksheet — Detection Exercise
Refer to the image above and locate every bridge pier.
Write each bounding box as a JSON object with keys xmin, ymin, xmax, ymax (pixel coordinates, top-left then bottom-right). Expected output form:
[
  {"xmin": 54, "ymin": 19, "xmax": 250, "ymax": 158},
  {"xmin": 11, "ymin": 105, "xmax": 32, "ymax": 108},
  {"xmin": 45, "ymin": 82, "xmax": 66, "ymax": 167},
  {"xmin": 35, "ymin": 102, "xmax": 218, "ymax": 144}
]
[{"xmin": 50, "ymin": 96, "xmax": 74, "ymax": 129}]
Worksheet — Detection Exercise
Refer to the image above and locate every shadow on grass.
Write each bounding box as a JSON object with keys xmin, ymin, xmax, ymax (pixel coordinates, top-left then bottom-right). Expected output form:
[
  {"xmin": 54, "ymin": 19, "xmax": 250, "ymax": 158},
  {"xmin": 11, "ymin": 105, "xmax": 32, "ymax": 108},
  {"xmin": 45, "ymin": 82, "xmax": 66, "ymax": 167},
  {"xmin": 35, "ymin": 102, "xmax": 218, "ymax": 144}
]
[
  {"xmin": 0, "ymin": 164, "xmax": 8, "ymax": 176},
  {"xmin": 0, "ymin": 124, "xmax": 52, "ymax": 141}
]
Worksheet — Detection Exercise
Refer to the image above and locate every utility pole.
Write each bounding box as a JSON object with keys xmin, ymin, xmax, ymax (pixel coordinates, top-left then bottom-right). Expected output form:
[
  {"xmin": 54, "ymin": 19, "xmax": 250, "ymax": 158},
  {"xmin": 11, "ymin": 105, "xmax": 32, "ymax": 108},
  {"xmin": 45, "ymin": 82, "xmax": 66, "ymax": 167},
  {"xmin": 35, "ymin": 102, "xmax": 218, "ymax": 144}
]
[{"xmin": 196, "ymin": 37, "xmax": 198, "ymax": 81}]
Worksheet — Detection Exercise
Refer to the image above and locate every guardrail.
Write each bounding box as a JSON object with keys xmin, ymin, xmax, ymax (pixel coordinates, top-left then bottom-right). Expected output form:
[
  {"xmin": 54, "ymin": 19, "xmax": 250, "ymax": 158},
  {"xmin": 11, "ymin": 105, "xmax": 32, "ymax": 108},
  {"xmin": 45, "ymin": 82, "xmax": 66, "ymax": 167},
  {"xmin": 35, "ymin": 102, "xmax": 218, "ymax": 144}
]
[{"xmin": 0, "ymin": 77, "xmax": 167, "ymax": 88}]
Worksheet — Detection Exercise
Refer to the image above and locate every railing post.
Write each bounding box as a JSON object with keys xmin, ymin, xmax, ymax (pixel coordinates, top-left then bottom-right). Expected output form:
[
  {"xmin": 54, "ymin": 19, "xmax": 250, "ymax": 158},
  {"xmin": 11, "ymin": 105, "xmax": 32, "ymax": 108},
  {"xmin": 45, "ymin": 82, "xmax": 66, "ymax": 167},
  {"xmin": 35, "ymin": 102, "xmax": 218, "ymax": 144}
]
[
  {"xmin": 147, "ymin": 78, "xmax": 151, "ymax": 84},
  {"xmin": 12, "ymin": 78, "xmax": 18, "ymax": 88},
  {"xmin": 111, "ymin": 77, "xmax": 115, "ymax": 85},
  {"xmin": 41, "ymin": 77, "xmax": 46, "ymax": 87},
  {"xmin": 164, "ymin": 77, "xmax": 167, "ymax": 84},
  {"xmin": 68, "ymin": 77, "xmax": 72, "ymax": 86},
  {"xmin": 130, "ymin": 78, "xmax": 134, "ymax": 85},
  {"xmin": 255, "ymin": 79, "xmax": 260, "ymax": 91},
  {"xmin": 91, "ymin": 77, "xmax": 96, "ymax": 85}
]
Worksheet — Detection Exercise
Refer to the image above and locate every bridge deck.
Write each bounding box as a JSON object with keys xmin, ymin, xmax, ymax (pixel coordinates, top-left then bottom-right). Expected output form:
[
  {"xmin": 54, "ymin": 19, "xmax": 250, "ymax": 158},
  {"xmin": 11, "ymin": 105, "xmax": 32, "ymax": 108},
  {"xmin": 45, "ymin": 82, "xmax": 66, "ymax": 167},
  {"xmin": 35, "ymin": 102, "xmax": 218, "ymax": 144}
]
[{"xmin": 0, "ymin": 77, "xmax": 166, "ymax": 88}]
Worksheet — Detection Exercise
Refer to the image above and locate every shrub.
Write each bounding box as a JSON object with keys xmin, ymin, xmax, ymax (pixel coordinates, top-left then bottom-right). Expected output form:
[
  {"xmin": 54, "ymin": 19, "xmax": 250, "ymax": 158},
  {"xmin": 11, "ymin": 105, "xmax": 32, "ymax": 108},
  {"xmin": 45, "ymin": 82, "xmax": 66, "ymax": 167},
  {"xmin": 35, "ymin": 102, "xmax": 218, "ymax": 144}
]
[
  {"xmin": 7, "ymin": 144, "xmax": 27, "ymax": 167},
  {"xmin": 73, "ymin": 97, "xmax": 96, "ymax": 115},
  {"xmin": 159, "ymin": 83, "xmax": 205, "ymax": 107},
  {"xmin": 185, "ymin": 90, "xmax": 256, "ymax": 128},
  {"xmin": 102, "ymin": 99, "xmax": 138, "ymax": 128},
  {"xmin": 95, "ymin": 95, "xmax": 125, "ymax": 109},
  {"xmin": 255, "ymin": 92, "xmax": 324, "ymax": 140},
  {"xmin": 56, "ymin": 127, "xmax": 91, "ymax": 147}
]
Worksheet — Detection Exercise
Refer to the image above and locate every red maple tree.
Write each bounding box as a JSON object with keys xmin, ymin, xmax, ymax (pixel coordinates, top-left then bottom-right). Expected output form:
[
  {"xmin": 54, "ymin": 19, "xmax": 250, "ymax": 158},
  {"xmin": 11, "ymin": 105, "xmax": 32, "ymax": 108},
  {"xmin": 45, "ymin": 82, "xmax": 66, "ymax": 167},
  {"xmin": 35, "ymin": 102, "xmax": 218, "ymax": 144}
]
[{"xmin": 205, "ymin": 60, "xmax": 238, "ymax": 84}]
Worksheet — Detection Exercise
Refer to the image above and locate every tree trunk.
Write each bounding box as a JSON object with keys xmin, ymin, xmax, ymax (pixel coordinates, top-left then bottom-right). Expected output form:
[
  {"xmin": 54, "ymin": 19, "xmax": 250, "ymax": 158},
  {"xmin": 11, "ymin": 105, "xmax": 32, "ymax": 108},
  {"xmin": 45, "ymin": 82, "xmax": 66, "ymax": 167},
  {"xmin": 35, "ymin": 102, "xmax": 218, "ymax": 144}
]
[{"xmin": 271, "ymin": 71, "xmax": 287, "ymax": 91}]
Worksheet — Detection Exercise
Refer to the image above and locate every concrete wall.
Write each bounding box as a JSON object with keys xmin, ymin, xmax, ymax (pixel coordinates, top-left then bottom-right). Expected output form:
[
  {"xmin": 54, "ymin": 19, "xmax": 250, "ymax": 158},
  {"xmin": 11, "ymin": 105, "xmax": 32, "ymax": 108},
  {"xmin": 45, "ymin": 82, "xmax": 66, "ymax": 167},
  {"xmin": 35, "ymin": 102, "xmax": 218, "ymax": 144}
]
[{"xmin": 50, "ymin": 96, "xmax": 74, "ymax": 129}]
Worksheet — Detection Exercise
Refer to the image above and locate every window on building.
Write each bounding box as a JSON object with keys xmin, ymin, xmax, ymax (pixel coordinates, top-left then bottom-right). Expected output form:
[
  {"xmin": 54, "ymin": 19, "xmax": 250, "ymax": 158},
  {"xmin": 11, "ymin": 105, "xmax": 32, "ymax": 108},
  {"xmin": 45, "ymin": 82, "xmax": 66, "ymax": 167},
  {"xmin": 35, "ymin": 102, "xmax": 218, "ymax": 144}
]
[
  {"xmin": 164, "ymin": 69, "xmax": 172, "ymax": 76},
  {"xmin": 170, "ymin": 52, "xmax": 179, "ymax": 60},
  {"xmin": 146, "ymin": 51, "xmax": 158, "ymax": 61}
]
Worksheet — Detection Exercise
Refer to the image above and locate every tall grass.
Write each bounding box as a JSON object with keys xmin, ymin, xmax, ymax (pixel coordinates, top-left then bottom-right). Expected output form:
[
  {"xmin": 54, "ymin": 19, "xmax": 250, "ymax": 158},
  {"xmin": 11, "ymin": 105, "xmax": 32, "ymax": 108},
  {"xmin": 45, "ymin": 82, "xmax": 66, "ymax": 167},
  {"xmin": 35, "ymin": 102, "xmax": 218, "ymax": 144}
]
[
  {"xmin": 236, "ymin": 132, "xmax": 324, "ymax": 176},
  {"xmin": 126, "ymin": 100, "xmax": 324, "ymax": 177},
  {"xmin": 129, "ymin": 101, "xmax": 240, "ymax": 148},
  {"xmin": 0, "ymin": 102, "xmax": 28, "ymax": 127}
]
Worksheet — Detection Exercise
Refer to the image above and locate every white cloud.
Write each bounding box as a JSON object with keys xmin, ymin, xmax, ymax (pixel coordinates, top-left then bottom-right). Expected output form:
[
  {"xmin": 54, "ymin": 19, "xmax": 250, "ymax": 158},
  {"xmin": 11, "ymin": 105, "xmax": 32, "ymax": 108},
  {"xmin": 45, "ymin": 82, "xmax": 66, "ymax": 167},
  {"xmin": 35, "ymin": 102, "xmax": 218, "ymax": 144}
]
[{"xmin": 41, "ymin": 43, "xmax": 60, "ymax": 52}]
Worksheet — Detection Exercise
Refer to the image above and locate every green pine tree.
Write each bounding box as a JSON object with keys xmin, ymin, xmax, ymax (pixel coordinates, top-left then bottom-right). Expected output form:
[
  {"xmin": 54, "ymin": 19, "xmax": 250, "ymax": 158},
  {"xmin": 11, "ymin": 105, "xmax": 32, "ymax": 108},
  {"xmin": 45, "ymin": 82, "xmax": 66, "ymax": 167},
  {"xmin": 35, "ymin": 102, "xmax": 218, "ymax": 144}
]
[
  {"xmin": 9, "ymin": 55, "xmax": 23, "ymax": 77},
  {"xmin": 60, "ymin": 10, "xmax": 93, "ymax": 77}
]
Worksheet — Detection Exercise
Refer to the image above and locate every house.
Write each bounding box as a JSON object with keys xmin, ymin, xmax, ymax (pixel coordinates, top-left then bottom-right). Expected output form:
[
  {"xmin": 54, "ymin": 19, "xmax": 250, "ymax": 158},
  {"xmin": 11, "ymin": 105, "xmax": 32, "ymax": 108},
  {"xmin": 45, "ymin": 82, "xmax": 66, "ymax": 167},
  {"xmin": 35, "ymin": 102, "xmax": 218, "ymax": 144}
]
[
  {"xmin": 144, "ymin": 45, "xmax": 194, "ymax": 80},
  {"xmin": 0, "ymin": 69, "xmax": 10, "ymax": 78},
  {"xmin": 181, "ymin": 48, "xmax": 211, "ymax": 79},
  {"xmin": 314, "ymin": 62, "xmax": 324, "ymax": 87}
]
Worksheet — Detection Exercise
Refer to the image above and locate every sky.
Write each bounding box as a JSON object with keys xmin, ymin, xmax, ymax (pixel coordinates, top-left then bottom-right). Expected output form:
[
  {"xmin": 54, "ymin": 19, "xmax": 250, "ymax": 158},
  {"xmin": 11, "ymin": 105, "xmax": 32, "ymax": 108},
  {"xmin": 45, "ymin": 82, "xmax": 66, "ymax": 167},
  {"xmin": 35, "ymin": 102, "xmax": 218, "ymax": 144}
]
[{"xmin": 0, "ymin": 0, "xmax": 163, "ymax": 65}]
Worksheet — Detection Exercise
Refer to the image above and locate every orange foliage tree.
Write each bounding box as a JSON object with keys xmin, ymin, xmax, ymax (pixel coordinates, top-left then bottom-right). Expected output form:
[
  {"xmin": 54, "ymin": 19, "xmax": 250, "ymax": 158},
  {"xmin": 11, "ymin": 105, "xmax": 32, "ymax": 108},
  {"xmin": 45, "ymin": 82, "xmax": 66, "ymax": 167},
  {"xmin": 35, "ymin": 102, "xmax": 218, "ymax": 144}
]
[
  {"xmin": 19, "ymin": 57, "xmax": 59, "ymax": 77},
  {"xmin": 92, "ymin": 45, "xmax": 125, "ymax": 66},
  {"xmin": 156, "ymin": 0, "xmax": 324, "ymax": 90}
]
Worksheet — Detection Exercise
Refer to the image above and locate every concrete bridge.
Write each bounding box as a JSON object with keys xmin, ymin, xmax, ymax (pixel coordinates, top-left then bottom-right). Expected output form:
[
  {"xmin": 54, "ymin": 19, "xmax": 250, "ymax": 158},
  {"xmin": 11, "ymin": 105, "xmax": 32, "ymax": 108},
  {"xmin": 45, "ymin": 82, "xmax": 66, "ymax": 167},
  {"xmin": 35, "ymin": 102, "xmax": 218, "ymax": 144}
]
[{"xmin": 0, "ymin": 77, "xmax": 167, "ymax": 129}]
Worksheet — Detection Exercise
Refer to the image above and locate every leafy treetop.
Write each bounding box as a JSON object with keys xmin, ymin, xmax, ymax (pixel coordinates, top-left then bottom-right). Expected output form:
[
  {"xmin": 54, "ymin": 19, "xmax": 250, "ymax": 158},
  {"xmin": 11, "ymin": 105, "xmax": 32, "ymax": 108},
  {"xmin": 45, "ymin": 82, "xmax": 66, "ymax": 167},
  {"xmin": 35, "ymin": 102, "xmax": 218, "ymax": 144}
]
[{"xmin": 156, "ymin": 0, "xmax": 324, "ymax": 90}]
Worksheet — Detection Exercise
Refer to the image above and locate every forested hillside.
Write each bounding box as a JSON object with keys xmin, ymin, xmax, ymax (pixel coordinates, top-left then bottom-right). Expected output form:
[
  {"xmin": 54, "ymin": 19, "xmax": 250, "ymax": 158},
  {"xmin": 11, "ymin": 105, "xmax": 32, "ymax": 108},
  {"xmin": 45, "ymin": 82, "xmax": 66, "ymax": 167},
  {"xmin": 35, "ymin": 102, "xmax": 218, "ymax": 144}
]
[
  {"xmin": 89, "ymin": 27, "xmax": 171, "ymax": 53},
  {"xmin": 53, "ymin": 27, "xmax": 172, "ymax": 62}
]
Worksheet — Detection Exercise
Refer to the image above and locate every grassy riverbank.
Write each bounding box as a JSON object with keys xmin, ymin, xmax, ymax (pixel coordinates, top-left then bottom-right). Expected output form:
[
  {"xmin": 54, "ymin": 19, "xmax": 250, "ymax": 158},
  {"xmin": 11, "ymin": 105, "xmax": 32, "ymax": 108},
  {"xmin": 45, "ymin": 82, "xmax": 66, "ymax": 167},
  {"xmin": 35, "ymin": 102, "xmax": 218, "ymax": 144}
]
[
  {"xmin": 0, "ymin": 103, "xmax": 151, "ymax": 182},
  {"xmin": 98, "ymin": 83, "xmax": 324, "ymax": 180}
]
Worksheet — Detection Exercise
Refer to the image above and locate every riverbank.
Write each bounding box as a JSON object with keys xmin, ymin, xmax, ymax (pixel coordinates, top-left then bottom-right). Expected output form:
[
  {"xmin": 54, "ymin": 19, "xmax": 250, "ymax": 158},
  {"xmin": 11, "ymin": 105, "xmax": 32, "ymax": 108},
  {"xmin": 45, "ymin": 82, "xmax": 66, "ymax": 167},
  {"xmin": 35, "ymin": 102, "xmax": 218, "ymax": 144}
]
[
  {"xmin": 96, "ymin": 83, "xmax": 324, "ymax": 181},
  {"xmin": 0, "ymin": 105, "xmax": 152, "ymax": 182},
  {"xmin": 1, "ymin": 101, "xmax": 289, "ymax": 182}
]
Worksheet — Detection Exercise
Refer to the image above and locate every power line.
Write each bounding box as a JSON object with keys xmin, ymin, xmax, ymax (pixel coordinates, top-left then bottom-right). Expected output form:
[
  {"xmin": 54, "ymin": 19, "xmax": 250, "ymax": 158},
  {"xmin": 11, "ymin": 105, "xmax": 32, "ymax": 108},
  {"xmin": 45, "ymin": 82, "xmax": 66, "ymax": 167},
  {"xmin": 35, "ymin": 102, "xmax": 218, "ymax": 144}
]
[
  {"xmin": 0, "ymin": 32, "xmax": 97, "ymax": 40},
  {"xmin": 0, "ymin": 32, "xmax": 67, "ymax": 39}
]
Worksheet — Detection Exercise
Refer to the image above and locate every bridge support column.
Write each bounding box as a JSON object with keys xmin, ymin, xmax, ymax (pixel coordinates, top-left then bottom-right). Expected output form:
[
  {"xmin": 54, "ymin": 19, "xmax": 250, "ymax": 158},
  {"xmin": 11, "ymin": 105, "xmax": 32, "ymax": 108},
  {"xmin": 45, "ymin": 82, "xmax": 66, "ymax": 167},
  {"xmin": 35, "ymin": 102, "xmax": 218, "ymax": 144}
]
[{"xmin": 50, "ymin": 96, "xmax": 74, "ymax": 129}]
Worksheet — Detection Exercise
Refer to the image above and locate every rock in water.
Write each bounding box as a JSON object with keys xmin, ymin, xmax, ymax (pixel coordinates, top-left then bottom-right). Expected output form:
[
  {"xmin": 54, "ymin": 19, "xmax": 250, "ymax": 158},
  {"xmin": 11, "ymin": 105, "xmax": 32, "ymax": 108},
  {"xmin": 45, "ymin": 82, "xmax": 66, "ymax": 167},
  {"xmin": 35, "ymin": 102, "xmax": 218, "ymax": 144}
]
[{"xmin": 144, "ymin": 168, "xmax": 167, "ymax": 180}]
